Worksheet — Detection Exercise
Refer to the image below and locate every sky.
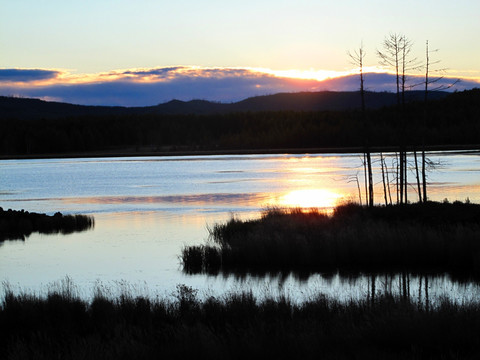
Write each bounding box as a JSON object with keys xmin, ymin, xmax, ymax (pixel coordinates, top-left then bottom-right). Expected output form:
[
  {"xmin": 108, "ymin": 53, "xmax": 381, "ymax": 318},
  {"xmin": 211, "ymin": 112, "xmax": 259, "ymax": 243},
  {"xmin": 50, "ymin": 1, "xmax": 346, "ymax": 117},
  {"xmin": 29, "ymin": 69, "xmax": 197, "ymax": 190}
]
[{"xmin": 1, "ymin": 0, "xmax": 480, "ymax": 106}]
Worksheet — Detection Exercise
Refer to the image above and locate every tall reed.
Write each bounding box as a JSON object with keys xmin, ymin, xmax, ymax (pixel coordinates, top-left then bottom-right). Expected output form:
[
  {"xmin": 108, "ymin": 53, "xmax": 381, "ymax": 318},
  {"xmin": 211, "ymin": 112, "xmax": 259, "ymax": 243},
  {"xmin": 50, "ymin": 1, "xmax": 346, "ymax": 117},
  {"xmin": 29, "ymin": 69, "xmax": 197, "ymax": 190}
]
[
  {"xmin": 2, "ymin": 281, "xmax": 480, "ymax": 359},
  {"xmin": 181, "ymin": 201, "xmax": 480, "ymax": 277}
]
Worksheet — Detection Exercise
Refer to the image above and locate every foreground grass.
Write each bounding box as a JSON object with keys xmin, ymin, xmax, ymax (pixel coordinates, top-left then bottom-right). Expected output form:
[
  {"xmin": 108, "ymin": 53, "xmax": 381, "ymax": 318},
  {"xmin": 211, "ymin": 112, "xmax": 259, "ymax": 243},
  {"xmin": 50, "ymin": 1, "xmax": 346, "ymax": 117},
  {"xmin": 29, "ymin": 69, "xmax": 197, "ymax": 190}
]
[
  {"xmin": 2, "ymin": 284, "xmax": 480, "ymax": 359},
  {"xmin": 0, "ymin": 208, "xmax": 94, "ymax": 241},
  {"xmin": 182, "ymin": 201, "xmax": 480, "ymax": 277}
]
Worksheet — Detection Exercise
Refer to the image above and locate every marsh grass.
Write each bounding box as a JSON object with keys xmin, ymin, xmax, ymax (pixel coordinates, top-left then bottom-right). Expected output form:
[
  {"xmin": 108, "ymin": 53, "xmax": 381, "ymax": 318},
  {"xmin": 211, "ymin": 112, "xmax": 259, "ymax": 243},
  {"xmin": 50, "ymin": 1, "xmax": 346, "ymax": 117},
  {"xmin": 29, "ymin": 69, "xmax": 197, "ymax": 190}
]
[
  {"xmin": 0, "ymin": 208, "xmax": 94, "ymax": 241},
  {"xmin": 2, "ymin": 281, "xmax": 480, "ymax": 359},
  {"xmin": 182, "ymin": 201, "xmax": 480, "ymax": 277}
]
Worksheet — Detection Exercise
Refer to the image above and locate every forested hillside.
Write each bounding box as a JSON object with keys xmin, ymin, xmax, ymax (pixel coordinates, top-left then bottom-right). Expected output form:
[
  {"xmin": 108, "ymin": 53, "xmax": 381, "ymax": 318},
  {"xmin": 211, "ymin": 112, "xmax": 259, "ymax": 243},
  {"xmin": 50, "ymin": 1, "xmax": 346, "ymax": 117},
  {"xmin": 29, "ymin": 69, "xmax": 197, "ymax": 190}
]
[
  {"xmin": 0, "ymin": 89, "xmax": 478, "ymax": 157},
  {"xmin": 0, "ymin": 90, "xmax": 446, "ymax": 119}
]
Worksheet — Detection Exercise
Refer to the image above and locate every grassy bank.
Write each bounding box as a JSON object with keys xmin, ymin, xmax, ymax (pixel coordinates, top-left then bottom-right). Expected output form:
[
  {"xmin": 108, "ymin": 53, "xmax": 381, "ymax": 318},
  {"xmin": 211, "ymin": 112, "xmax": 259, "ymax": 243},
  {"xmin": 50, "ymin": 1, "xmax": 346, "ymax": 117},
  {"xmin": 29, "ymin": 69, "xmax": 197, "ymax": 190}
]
[
  {"xmin": 0, "ymin": 208, "xmax": 94, "ymax": 241},
  {"xmin": 182, "ymin": 201, "xmax": 480, "ymax": 277},
  {"xmin": 1, "ymin": 283, "xmax": 480, "ymax": 359}
]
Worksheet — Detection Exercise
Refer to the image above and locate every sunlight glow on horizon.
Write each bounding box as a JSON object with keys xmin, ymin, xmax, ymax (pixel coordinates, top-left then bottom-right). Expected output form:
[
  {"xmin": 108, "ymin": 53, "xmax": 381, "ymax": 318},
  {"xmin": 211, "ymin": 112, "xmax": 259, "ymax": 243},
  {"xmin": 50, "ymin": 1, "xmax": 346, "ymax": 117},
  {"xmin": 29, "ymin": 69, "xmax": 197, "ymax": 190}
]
[
  {"xmin": 0, "ymin": 65, "xmax": 390, "ymax": 86},
  {"xmin": 251, "ymin": 68, "xmax": 355, "ymax": 81},
  {"xmin": 2, "ymin": 65, "xmax": 479, "ymax": 87},
  {"xmin": 2, "ymin": 65, "xmax": 479, "ymax": 106}
]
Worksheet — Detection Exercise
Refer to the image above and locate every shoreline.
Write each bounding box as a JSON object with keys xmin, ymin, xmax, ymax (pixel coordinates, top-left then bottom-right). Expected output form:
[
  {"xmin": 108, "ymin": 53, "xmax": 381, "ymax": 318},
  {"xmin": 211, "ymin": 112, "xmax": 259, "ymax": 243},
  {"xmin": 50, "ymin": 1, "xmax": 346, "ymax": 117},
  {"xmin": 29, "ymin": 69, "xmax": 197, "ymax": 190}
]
[{"xmin": 1, "ymin": 143, "xmax": 480, "ymax": 160}]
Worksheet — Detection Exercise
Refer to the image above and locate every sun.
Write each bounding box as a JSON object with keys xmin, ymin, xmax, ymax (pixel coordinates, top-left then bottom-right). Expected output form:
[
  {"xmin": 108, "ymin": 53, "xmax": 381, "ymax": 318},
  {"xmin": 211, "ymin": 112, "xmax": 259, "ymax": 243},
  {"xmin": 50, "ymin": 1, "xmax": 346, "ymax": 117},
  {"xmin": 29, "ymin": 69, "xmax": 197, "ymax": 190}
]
[{"xmin": 280, "ymin": 189, "xmax": 342, "ymax": 209}]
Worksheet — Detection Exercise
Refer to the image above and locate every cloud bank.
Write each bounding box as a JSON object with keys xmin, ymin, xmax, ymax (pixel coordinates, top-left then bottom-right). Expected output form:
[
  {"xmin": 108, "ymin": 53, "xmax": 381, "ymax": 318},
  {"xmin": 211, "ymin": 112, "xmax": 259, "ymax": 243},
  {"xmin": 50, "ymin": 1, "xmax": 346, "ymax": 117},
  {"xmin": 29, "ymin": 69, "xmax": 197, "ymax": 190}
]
[
  {"xmin": 0, "ymin": 69, "xmax": 61, "ymax": 83},
  {"xmin": 0, "ymin": 66, "xmax": 478, "ymax": 107}
]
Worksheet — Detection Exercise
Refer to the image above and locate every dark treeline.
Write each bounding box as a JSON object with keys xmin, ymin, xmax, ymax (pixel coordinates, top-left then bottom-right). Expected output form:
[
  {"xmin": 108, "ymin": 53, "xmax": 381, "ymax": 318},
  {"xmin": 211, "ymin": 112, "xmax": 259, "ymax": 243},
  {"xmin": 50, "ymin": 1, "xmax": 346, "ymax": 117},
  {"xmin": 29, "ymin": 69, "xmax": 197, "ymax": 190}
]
[
  {"xmin": 1, "ymin": 89, "xmax": 479, "ymax": 156},
  {"xmin": 0, "ymin": 208, "xmax": 94, "ymax": 241},
  {"xmin": 0, "ymin": 90, "xmax": 445, "ymax": 120},
  {"xmin": 2, "ymin": 283, "xmax": 480, "ymax": 359},
  {"xmin": 182, "ymin": 201, "xmax": 480, "ymax": 278}
]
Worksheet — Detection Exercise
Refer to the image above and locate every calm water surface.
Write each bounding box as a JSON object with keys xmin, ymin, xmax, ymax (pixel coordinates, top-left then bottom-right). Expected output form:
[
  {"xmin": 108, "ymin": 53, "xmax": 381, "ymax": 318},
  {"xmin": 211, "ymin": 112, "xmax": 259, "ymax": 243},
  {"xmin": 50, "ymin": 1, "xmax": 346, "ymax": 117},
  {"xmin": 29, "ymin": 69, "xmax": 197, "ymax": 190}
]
[{"xmin": 1, "ymin": 151, "xmax": 480, "ymax": 301}]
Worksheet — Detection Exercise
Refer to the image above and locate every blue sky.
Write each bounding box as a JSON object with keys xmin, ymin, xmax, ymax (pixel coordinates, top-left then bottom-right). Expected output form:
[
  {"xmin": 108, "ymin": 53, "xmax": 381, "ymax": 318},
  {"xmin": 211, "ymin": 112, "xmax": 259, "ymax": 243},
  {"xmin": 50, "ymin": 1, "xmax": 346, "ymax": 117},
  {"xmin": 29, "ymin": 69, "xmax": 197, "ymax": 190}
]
[{"xmin": 1, "ymin": 0, "xmax": 479, "ymax": 106}]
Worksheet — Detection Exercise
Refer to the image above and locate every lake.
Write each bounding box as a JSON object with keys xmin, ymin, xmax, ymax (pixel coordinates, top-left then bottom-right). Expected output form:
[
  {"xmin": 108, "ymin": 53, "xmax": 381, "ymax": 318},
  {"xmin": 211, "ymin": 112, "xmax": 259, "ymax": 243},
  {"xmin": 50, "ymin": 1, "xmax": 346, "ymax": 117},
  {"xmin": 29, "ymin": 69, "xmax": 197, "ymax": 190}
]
[{"xmin": 1, "ymin": 151, "xmax": 480, "ymax": 302}]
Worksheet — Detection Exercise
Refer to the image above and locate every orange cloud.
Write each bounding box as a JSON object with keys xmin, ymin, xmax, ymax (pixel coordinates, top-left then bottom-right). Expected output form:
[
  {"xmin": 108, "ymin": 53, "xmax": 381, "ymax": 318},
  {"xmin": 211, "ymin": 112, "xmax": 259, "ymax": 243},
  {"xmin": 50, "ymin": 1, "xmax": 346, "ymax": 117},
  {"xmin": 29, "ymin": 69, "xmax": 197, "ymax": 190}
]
[{"xmin": 1, "ymin": 66, "xmax": 478, "ymax": 106}]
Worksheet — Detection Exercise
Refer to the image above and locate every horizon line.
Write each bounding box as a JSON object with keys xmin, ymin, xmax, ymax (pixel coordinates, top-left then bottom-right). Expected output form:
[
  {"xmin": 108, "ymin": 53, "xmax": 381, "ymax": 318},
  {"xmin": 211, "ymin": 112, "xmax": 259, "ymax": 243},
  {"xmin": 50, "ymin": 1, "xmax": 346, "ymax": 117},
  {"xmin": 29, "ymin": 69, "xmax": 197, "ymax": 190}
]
[{"xmin": 1, "ymin": 66, "xmax": 478, "ymax": 107}]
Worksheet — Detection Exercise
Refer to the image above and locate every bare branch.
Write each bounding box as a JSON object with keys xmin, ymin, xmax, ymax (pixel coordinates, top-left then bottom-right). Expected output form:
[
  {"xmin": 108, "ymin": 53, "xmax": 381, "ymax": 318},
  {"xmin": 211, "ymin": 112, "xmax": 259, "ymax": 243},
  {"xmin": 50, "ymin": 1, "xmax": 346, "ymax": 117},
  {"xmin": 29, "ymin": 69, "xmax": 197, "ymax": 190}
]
[
  {"xmin": 429, "ymin": 78, "xmax": 461, "ymax": 92},
  {"xmin": 424, "ymin": 40, "xmax": 460, "ymax": 94}
]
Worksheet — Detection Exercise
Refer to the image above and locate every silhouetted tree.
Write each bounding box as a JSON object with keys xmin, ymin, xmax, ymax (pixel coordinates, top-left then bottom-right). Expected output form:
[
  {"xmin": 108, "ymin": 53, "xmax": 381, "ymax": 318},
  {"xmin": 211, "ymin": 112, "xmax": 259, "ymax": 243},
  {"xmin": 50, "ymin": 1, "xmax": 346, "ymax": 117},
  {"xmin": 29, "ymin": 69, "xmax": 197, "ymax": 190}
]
[
  {"xmin": 349, "ymin": 43, "xmax": 373, "ymax": 206},
  {"xmin": 378, "ymin": 33, "xmax": 420, "ymax": 203},
  {"xmin": 380, "ymin": 153, "xmax": 389, "ymax": 205},
  {"xmin": 421, "ymin": 40, "xmax": 459, "ymax": 202},
  {"xmin": 378, "ymin": 33, "xmax": 405, "ymax": 203},
  {"xmin": 377, "ymin": 34, "xmax": 402, "ymax": 106},
  {"xmin": 399, "ymin": 35, "xmax": 421, "ymax": 203}
]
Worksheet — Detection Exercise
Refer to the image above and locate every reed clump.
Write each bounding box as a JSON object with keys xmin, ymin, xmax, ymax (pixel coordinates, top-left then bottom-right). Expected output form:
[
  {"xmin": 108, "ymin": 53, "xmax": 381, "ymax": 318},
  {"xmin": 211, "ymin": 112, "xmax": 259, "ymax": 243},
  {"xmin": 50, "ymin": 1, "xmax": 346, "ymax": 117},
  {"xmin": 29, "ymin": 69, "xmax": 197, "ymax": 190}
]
[
  {"xmin": 182, "ymin": 201, "xmax": 480, "ymax": 276},
  {"xmin": 0, "ymin": 207, "xmax": 94, "ymax": 241},
  {"xmin": 2, "ymin": 282, "xmax": 480, "ymax": 359}
]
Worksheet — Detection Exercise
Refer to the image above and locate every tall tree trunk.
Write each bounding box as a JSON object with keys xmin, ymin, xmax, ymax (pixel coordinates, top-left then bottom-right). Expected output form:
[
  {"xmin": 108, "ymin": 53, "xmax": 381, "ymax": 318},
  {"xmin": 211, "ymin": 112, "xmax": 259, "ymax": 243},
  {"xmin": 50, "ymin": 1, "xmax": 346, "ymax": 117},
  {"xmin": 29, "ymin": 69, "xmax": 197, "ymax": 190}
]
[
  {"xmin": 414, "ymin": 150, "xmax": 422, "ymax": 202},
  {"xmin": 380, "ymin": 153, "xmax": 388, "ymax": 205},
  {"xmin": 422, "ymin": 149, "xmax": 427, "ymax": 202},
  {"xmin": 413, "ymin": 150, "xmax": 422, "ymax": 202},
  {"xmin": 367, "ymin": 152, "xmax": 373, "ymax": 207},
  {"xmin": 385, "ymin": 157, "xmax": 393, "ymax": 205},
  {"xmin": 399, "ymin": 150, "xmax": 404, "ymax": 204},
  {"xmin": 364, "ymin": 153, "xmax": 368, "ymax": 205},
  {"xmin": 404, "ymin": 151, "xmax": 408, "ymax": 203},
  {"xmin": 348, "ymin": 44, "xmax": 373, "ymax": 206},
  {"xmin": 396, "ymin": 153, "xmax": 400, "ymax": 204},
  {"xmin": 360, "ymin": 59, "xmax": 373, "ymax": 207},
  {"xmin": 422, "ymin": 40, "xmax": 430, "ymax": 203},
  {"xmin": 378, "ymin": 34, "xmax": 415, "ymax": 205},
  {"xmin": 355, "ymin": 175, "xmax": 362, "ymax": 206}
]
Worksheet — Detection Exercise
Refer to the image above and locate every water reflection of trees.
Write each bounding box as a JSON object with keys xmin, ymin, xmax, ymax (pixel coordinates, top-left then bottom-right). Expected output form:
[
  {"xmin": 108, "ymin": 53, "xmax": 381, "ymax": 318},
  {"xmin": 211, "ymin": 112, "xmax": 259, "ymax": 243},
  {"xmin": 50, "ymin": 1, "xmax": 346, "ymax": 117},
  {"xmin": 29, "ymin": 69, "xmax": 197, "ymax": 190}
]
[
  {"xmin": 182, "ymin": 203, "xmax": 480, "ymax": 305},
  {"xmin": 202, "ymin": 270, "xmax": 480, "ymax": 307},
  {"xmin": 0, "ymin": 208, "xmax": 94, "ymax": 241}
]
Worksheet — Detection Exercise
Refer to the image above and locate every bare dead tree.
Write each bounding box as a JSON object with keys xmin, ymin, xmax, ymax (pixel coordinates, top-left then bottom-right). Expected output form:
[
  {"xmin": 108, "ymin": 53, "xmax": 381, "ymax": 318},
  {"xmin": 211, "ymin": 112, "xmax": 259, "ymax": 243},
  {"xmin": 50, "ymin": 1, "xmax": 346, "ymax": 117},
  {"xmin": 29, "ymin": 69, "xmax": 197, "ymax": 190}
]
[
  {"xmin": 378, "ymin": 34, "xmax": 422, "ymax": 204},
  {"xmin": 378, "ymin": 33, "xmax": 405, "ymax": 203},
  {"xmin": 395, "ymin": 153, "xmax": 399, "ymax": 203},
  {"xmin": 363, "ymin": 153, "xmax": 368, "ymax": 205},
  {"xmin": 414, "ymin": 150, "xmax": 422, "ymax": 202},
  {"xmin": 385, "ymin": 156, "xmax": 393, "ymax": 205},
  {"xmin": 380, "ymin": 153, "xmax": 388, "ymax": 205},
  {"xmin": 377, "ymin": 33, "xmax": 402, "ymax": 106},
  {"xmin": 355, "ymin": 174, "xmax": 362, "ymax": 206},
  {"xmin": 421, "ymin": 40, "xmax": 460, "ymax": 202},
  {"xmin": 349, "ymin": 43, "xmax": 373, "ymax": 207},
  {"xmin": 401, "ymin": 36, "xmax": 412, "ymax": 204},
  {"xmin": 400, "ymin": 35, "xmax": 419, "ymax": 107},
  {"xmin": 345, "ymin": 173, "xmax": 363, "ymax": 205},
  {"xmin": 422, "ymin": 40, "xmax": 431, "ymax": 202},
  {"xmin": 379, "ymin": 152, "xmax": 389, "ymax": 205},
  {"xmin": 400, "ymin": 35, "xmax": 421, "ymax": 203}
]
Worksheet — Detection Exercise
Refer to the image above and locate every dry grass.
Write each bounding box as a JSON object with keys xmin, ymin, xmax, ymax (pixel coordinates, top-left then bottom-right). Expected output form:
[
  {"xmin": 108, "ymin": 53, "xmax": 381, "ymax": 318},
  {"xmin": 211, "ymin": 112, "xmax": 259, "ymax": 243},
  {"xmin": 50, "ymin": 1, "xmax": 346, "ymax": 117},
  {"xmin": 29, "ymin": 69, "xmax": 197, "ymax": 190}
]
[
  {"xmin": 182, "ymin": 201, "xmax": 480, "ymax": 277},
  {"xmin": 2, "ymin": 281, "xmax": 480, "ymax": 359}
]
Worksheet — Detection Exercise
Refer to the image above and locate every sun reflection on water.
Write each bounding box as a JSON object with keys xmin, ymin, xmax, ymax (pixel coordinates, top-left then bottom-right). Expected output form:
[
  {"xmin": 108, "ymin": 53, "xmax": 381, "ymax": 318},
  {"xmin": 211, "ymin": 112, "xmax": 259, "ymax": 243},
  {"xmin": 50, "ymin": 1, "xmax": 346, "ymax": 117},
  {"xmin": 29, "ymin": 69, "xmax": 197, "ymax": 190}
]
[{"xmin": 279, "ymin": 189, "xmax": 343, "ymax": 209}]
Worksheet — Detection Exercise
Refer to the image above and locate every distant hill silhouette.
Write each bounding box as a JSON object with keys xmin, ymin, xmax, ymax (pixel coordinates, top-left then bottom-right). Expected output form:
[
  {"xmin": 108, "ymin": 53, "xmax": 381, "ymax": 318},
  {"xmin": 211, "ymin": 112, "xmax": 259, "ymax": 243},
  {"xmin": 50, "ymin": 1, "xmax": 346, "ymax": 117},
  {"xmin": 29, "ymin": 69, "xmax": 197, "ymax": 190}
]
[
  {"xmin": 0, "ymin": 96, "xmax": 127, "ymax": 120},
  {"xmin": 1, "ymin": 89, "xmax": 479, "ymax": 157},
  {"xmin": 0, "ymin": 91, "xmax": 448, "ymax": 120},
  {"xmin": 227, "ymin": 91, "xmax": 447, "ymax": 112}
]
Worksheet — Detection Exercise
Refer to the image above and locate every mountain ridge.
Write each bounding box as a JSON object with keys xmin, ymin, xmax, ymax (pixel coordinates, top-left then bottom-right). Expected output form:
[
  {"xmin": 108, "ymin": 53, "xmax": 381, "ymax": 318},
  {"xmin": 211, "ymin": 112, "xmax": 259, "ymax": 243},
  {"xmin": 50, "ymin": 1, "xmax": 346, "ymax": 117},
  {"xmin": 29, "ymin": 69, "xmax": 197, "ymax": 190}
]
[{"xmin": 0, "ymin": 90, "xmax": 448, "ymax": 120}]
